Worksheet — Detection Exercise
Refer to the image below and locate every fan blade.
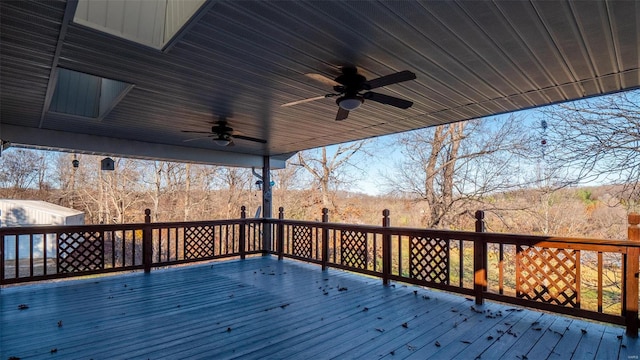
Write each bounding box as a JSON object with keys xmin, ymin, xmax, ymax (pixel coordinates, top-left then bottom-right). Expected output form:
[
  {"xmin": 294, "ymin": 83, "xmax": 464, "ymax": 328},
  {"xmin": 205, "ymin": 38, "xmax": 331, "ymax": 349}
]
[
  {"xmin": 183, "ymin": 136, "xmax": 212, "ymax": 142},
  {"xmin": 335, "ymin": 107, "xmax": 349, "ymax": 121},
  {"xmin": 365, "ymin": 70, "xmax": 416, "ymax": 90},
  {"xmin": 364, "ymin": 92, "xmax": 413, "ymax": 109},
  {"xmin": 282, "ymin": 95, "xmax": 327, "ymax": 107},
  {"xmin": 306, "ymin": 73, "xmax": 340, "ymax": 87},
  {"xmin": 181, "ymin": 130, "xmax": 212, "ymax": 134},
  {"xmin": 233, "ymin": 134, "xmax": 267, "ymax": 144}
]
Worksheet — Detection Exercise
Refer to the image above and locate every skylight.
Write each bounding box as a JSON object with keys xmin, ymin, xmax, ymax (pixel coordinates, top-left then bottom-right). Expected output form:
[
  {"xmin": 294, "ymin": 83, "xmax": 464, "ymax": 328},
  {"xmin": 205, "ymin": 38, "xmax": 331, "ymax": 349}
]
[
  {"xmin": 73, "ymin": 0, "xmax": 207, "ymax": 50},
  {"xmin": 49, "ymin": 68, "xmax": 132, "ymax": 120}
]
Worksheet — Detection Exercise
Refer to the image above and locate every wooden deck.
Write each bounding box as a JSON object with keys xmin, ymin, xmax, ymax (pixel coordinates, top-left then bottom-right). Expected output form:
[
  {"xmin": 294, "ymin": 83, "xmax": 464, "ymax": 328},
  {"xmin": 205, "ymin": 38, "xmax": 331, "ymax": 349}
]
[{"xmin": 1, "ymin": 257, "xmax": 639, "ymax": 359}]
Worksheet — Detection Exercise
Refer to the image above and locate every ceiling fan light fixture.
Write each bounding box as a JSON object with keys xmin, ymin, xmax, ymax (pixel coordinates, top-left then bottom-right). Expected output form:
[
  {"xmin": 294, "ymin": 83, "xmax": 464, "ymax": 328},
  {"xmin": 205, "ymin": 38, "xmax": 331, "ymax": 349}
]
[
  {"xmin": 337, "ymin": 95, "xmax": 363, "ymax": 111},
  {"xmin": 213, "ymin": 134, "xmax": 231, "ymax": 146}
]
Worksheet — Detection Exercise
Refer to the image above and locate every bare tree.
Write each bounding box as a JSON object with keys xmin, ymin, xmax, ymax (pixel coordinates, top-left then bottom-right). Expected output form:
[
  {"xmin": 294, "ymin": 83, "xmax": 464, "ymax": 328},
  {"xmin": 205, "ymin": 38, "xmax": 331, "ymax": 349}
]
[
  {"xmin": 102, "ymin": 158, "xmax": 145, "ymax": 223},
  {"xmin": 386, "ymin": 115, "xmax": 531, "ymax": 228},
  {"xmin": 296, "ymin": 140, "xmax": 372, "ymax": 212},
  {"xmin": 272, "ymin": 160, "xmax": 308, "ymax": 218},
  {"xmin": 541, "ymin": 91, "xmax": 640, "ymax": 211},
  {"xmin": 0, "ymin": 149, "xmax": 42, "ymax": 192}
]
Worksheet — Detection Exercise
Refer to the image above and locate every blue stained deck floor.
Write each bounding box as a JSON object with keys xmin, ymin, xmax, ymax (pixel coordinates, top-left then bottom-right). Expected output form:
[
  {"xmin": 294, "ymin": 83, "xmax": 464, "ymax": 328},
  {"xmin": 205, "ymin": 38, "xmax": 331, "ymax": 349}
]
[{"xmin": 1, "ymin": 256, "xmax": 639, "ymax": 359}]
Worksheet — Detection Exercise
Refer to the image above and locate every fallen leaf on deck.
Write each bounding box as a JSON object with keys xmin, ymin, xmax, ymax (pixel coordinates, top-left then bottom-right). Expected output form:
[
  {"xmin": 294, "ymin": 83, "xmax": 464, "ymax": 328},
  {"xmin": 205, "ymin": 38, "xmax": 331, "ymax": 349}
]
[
  {"xmin": 581, "ymin": 329, "xmax": 587, "ymax": 334},
  {"xmin": 435, "ymin": 341, "xmax": 441, "ymax": 347},
  {"xmin": 362, "ymin": 307, "xmax": 369, "ymax": 312},
  {"xmin": 50, "ymin": 348, "xmax": 58, "ymax": 353},
  {"xmin": 461, "ymin": 340, "xmax": 471, "ymax": 344},
  {"xmin": 18, "ymin": 304, "xmax": 29, "ymax": 310},
  {"xmin": 402, "ymin": 322, "xmax": 408, "ymax": 328},
  {"xmin": 57, "ymin": 321, "xmax": 63, "ymax": 328},
  {"xmin": 376, "ymin": 328, "xmax": 385, "ymax": 332},
  {"xmin": 280, "ymin": 303, "xmax": 290, "ymax": 309},
  {"xmin": 227, "ymin": 327, "xmax": 232, "ymax": 332}
]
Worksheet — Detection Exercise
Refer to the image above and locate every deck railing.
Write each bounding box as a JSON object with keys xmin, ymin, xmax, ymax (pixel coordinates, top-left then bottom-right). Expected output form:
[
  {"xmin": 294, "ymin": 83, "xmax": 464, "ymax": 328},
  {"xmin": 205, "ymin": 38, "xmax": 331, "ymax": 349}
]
[
  {"xmin": 271, "ymin": 208, "xmax": 640, "ymax": 337},
  {"xmin": 2, "ymin": 206, "xmax": 639, "ymax": 336},
  {"xmin": 0, "ymin": 207, "xmax": 260, "ymax": 284}
]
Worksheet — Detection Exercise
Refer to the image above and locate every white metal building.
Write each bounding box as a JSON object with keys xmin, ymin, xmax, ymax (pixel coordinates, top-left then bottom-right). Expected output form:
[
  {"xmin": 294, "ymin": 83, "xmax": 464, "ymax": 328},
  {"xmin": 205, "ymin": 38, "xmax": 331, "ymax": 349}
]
[
  {"xmin": 0, "ymin": 200, "xmax": 84, "ymax": 227},
  {"xmin": 0, "ymin": 200, "xmax": 85, "ymax": 260}
]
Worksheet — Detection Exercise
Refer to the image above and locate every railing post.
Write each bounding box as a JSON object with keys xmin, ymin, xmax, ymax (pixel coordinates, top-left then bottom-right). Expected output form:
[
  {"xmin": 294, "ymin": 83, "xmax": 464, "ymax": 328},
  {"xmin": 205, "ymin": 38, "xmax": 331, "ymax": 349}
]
[
  {"xmin": 143, "ymin": 209, "xmax": 152, "ymax": 274},
  {"xmin": 0, "ymin": 229, "xmax": 4, "ymax": 286},
  {"xmin": 625, "ymin": 213, "xmax": 640, "ymax": 337},
  {"xmin": 239, "ymin": 206, "xmax": 246, "ymax": 260},
  {"xmin": 321, "ymin": 208, "xmax": 329, "ymax": 271},
  {"xmin": 277, "ymin": 207, "xmax": 284, "ymax": 260},
  {"xmin": 382, "ymin": 209, "xmax": 391, "ymax": 286},
  {"xmin": 474, "ymin": 210, "xmax": 487, "ymax": 305}
]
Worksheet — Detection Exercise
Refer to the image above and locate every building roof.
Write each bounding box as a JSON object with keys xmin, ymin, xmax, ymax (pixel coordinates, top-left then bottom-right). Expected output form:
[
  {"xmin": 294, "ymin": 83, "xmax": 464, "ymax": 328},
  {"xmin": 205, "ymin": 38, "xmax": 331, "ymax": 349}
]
[{"xmin": 0, "ymin": 199, "xmax": 84, "ymax": 218}]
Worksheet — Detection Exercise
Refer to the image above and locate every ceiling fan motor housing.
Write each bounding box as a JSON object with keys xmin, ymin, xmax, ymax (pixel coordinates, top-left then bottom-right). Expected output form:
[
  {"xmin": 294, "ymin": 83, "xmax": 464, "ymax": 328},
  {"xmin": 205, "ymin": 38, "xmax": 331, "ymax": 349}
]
[{"xmin": 334, "ymin": 68, "xmax": 368, "ymax": 95}]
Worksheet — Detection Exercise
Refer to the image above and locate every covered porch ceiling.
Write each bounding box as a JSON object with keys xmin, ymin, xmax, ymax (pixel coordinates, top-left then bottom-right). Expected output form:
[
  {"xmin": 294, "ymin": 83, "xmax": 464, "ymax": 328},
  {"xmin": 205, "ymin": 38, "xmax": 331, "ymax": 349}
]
[{"xmin": 1, "ymin": 0, "xmax": 638, "ymax": 168}]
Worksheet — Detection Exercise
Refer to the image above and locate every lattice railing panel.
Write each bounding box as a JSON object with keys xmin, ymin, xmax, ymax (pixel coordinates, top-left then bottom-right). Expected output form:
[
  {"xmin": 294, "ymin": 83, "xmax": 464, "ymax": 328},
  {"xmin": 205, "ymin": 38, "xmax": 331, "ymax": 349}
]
[
  {"xmin": 185, "ymin": 226, "xmax": 214, "ymax": 259},
  {"xmin": 58, "ymin": 231, "xmax": 103, "ymax": 273},
  {"xmin": 409, "ymin": 236, "xmax": 449, "ymax": 283},
  {"xmin": 516, "ymin": 246, "xmax": 580, "ymax": 308},
  {"xmin": 340, "ymin": 231, "xmax": 367, "ymax": 269},
  {"xmin": 292, "ymin": 225, "xmax": 312, "ymax": 258}
]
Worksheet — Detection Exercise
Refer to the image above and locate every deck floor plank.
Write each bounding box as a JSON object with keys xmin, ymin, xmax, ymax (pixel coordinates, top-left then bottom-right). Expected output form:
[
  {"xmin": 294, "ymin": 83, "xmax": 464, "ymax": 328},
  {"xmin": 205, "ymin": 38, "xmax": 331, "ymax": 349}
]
[
  {"xmin": 595, "ymin": 322, "xmax": 624, "ymax": 359},
  {"xmin": 1, "ymin": 257, "xmax": 637, "ymax": 360},
  {"xmin": 525, "ymin": 314, "xmax": 572, "ymax": 359}
]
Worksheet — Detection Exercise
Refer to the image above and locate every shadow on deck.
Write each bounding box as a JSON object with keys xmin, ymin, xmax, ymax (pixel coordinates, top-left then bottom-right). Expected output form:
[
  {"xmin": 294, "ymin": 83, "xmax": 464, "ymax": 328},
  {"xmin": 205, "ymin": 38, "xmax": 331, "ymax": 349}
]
[{"xmin": 1, "ymin": 257, "xmax": 639, "ymax": 359}]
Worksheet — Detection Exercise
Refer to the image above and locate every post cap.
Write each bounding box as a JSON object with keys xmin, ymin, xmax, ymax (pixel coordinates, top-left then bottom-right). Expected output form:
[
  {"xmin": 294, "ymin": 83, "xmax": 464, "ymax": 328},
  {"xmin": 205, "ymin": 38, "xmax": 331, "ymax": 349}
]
[{"xmin": 630, "ymin": 213, "xmax": 640, "ymax": 226}]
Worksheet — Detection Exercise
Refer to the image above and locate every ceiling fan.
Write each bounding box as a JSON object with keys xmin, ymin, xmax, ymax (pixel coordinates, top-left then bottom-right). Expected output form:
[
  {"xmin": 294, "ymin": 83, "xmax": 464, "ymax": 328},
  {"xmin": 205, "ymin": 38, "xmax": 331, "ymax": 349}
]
[
  {"xmin": 181, "ymin": 118, "xmax": 266, "ymax": 147},
  {"xmin": 282, "ymin": 67, "xmax": 416, "ymax": 120}
]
